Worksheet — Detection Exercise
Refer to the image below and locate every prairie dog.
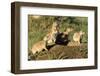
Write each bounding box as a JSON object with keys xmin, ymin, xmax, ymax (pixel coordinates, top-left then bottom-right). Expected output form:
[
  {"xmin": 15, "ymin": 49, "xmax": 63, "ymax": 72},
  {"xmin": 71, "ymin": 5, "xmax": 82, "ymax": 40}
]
[
  {"xmin": 31, "ymin": 39, "xmax": 48, "ymax": 55},
  {"xmin": 51, "ymin": 22, "xmax": 60, "ymax": 33},
  {"xmin": 73, "ymin": 31, "xmax": 85, "ymax": 44},
  {"xmin": 63, "ymin": 28, "xmax": 73, "ymax": 35},
  {"xmin": 62, "ymin": 28, "xmax": 73, "ymax": 39},
  {"xmin": 44, "ymin": 22, "xmax": 60, "ymax": 44}
]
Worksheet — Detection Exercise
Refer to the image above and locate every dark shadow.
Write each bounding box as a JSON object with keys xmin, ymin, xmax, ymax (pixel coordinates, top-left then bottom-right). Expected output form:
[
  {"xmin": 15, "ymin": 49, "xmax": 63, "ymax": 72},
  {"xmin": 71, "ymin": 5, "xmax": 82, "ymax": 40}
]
[
  {"xmin": 46, "ymin": 44, "xmax": 56, "ymax": 50},
  {"xmin": 55, "ymin": 33, "xmax": 70, "ymax": 45}
]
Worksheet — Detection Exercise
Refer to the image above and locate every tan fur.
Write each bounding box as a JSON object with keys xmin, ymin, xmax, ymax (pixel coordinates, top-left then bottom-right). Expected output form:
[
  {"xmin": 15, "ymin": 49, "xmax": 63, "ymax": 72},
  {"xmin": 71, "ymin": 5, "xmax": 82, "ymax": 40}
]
[
  {"xmin": 62, "ymin": 28, "xmax": 73, "ymax": 38},
  {"xmin": 63, "ymin": 28, "xmax": 73, "ymax": 35},
  {"xmin": 44, "ymin": 22, "xmax": 60, "ymax": 44},
  {"xmin": 31, "ymin": 40, "xmax": 48, "ymax": 55},
  {"xmin": 73, "ymin": 31, "xmax": 85, "ymax": 45}
]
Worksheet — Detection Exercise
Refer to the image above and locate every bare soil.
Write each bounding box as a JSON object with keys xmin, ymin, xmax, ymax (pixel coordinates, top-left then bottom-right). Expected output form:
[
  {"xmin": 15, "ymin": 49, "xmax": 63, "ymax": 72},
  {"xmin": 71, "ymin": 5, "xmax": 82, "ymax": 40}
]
[{"xmin": 28, "ymin": 43, "xmax": 88, "ymax": 60}]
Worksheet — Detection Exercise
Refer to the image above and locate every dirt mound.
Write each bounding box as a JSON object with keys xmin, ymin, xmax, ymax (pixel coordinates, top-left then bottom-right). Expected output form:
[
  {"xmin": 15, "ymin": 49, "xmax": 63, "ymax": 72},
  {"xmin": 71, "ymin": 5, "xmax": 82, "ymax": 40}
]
[{"xmin": 29, "ymin": 43, "xmax": 87, "ymax": 60}]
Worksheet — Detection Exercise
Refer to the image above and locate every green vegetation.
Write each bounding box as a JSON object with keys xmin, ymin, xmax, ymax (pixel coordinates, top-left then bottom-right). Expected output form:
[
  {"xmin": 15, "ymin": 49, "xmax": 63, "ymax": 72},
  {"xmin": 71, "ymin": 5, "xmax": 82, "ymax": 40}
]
[{"xmin": 28, "ymin": 15, "xmax": 88, "ymax": 60}]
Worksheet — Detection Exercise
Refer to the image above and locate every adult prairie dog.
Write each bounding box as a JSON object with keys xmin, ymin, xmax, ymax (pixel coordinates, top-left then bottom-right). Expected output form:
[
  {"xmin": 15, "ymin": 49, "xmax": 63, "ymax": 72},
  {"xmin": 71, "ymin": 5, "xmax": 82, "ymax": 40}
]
[
  {"xmin": 73, "ymin": 31, "xmax": 85, "ymax": 45},
  {"xmin": 31, "ymin": 39, "xmax": 48, "ymax": 55},
  {"xmin": 44, "ymin": 22, "xmax": 60, "ymax": 44}
]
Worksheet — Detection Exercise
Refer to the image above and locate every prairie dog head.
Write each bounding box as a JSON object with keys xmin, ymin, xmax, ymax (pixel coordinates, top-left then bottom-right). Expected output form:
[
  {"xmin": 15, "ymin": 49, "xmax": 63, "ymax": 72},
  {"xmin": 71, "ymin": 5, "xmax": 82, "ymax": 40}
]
[
  {"xmin": 67, "ymin": 28, "xmax": 73, "ymax": 32},
  {"xmin": 64, "ymin": 28, "xmax": 73, "ymax": 34}
]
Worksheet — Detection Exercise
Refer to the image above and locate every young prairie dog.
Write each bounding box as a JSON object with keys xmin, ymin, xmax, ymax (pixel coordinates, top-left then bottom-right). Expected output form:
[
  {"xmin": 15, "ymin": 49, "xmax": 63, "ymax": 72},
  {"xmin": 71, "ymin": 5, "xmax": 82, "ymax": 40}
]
[
  {"xmin": 63, "ymin": 28, "xmax": 73, "ymax": 35},
  {"xmin": 61, "ymin": 28, "xmax": 73, "ymax": 39},
  {"xmin": 73, "ymin": 31, "xmax": 85, "ymax": 45},
  {"xmin": 31, "ymin": 39, "xmax": 48, "ymax": 55},
  {"xmin": 44, "ymin": 22, "xmax": 60, "ymax": 44}
]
